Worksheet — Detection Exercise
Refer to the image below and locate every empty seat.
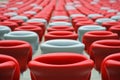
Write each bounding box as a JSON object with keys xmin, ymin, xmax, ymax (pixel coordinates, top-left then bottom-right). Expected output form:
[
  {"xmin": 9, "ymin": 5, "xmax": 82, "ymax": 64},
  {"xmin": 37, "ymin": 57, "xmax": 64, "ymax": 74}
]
[
  {"xmin": 101, "ymin": 53, "xmax": 120, "ymax": 80},
  {"xmin": 22, "ymin": 22, "xmax": 46, "ymax": 35},
  {"xmin": 48, "ymin": 22, "xmax": 72, "ymax": 27},
  {"xmin": 109, "ymin": 25, "xmax": 120, "ymax": 38},
  {"xmin": 0, "ymin": 54, "xmax": 20, "ymax": 80},
  {"xmin": 111, "ymin": 15, "xmax": 120, "ymax": 21},
  {"xmin": 73, "ymin": 19, "xmax": 95, "ymax": 33},
  {"xmin": 95, "ymin": 18, "xmax": 116, "ymax": 25},
  {"xmin": 27, "ymin": 18, "xmax": 47, "ymax": 26},
  {"xmin": 40, "ymin": 39, "xmax": 85, "ymax": 54},
  {"xmin": 88, "ymin": 14, "xmax": 103, "ymax": 19},
  {"xmin": 6, "ymin": 19, "xmax": 24, "ymax": 26},
  {"xmin": 78, "ymin": 25, "xmax": 106, "ymax": 42},
  {"xmin": 51, "ymin": 16, "xmax": 69, "ymax": 21},
  {"xmin": 0, "ymin": 40, "xmax": 32, "ymax": 72},
  {"xmin": 4, "ymin": 31, "xmax": 39, "ymax": 53},
  {"xmin": 82, "ymin": 31, "xmax": 118, "ymax": 53},
  {"xmin": 3, "ymin": 12, "xmax": 18, "ymax": 17},
  {"xmin": 0, "ymin": 26, "xmax": 11, "ymax": 40},
  {"xmin": 28, "ymin": 52, "xmax": 94, "ymax": 80},
  {"xmin": 101, "ymin": 22, "xmax": 119, "ymax": 30},
  {"xmin": 70, "ymin": 14, "xmax": 86, "ymax": 19},
  {"xmin": 11, "ymin": 15, "xmax": 28, "ymax": 22},
  {"xmin": 47, "ymin": 26, "xmax": 74, "ymax": 32},
  {"xmin": 15, "ymin": 25, "xmax": 43, "ymax": 42},
  {"xmin": 89, "ymin": 40, "xmax": 120, "ymax": 71},
  {"xmin": 0, "ymin": 21, "xmax": 18, "ymax": 31},
  {"xmin": 44, "ymin": 31, "xmax": 78, "ymax": 41}
]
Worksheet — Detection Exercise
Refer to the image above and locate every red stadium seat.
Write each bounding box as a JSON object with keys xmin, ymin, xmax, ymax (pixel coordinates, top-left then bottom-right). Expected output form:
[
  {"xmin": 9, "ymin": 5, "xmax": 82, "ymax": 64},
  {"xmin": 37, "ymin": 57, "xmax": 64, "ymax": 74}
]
[
  {"xmin": 22, "ymin": 22, "xmax": 46, "ymax": 35},
  {"xmin": 89, "ymin": 40, "xmax": 120, "ymax": 71},
  {"xmin": 44, "ymin": 31, "xmax": 78, "ymax": 41},
  {"xmin": 101, "ymin": 53, "xmax": 120, "ymax": 80},
  {"xmin": 0, "ymin": 40, "xmax": 32, "ymax": 72},
  {"xmin": 15, "ymin": 25, "xmax": 43, "ymax": 41},
  {"xmin": 0, "ymin": 54, "xmax": 20, "ymax": 80},
  {"xmin": 47, "ymin": 26, "xmax": 74, "ymax": 32},
  {"xmin": 82, "ymin": 31, "xmax": 118, "ymax": 53},
  {"xmin": 0, "ymin": 21, "xmax": 18, "ymax": 31},
  {"xmin": 28, "ymin": 52, "xmax": 94, "ymax": 80},
  {"xmin": 109, "ymin": 25, "xmax": 120, "ymax": 38}
]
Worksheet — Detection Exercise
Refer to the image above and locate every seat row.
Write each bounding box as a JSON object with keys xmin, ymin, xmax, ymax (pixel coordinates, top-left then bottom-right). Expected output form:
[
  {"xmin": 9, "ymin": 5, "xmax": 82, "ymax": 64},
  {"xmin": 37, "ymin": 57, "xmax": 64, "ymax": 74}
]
[
  {"xmin": 0, "ymin": 0, "xmax": 120, "ymax": 80},
  {"xmin": 0, "ymin": 51, "xmax": 120, "ymax": 80}
]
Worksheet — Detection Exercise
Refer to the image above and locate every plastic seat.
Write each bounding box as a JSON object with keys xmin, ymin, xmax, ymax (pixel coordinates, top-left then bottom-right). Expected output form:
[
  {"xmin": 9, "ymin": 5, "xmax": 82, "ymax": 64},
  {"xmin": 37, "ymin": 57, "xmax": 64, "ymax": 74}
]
[
  {"xmin": 22, "ymin": 22, "xmax": 46, "ymax": 35},
  {"xmin": 20, "ymin": 14, "xmax": 33, "ymax": 19},
  {"xmin": 105, "ymin": 12, "xmax": 116, "ymax": 18},
  {"xmin": 70, "ymin": 14, "xmax": 86, "ymax": 19},
  {"xmin": 4, "ymin": 12, "xmax": 18, "ymax": 17},
  {"xmin": 88, "ymin": 14, "xmax": 103, "ymax": 19},
  {"xmin": 47, "ymin": 26, "xmax": 74, "ymax": 32},
  {"xmin": 91, "ymin": 16, "xmax": 105, "ymax": 22},
  {"xmin": 48, "ymin": 22, "xmax": 72, "ymax": 27},
  {"xmin": 74, "ymin": 20, "xmax": 95, "ymax": 33},
  {"xmin": 78, "ymin": 25, "xmax": 106, "ymax": 42},
  {"xmin": 15, "ymin": 25, "xmax": 43, "ymax": 42},
  {"xmin": 24, "ymin": 11, "xmax": 37, "ymax": 15},
  {"xmin": 82, "ymin": 31, "xmax": 118, "ymax": 53},
  {"xmin": 72, "ymin": 17, "xmax": 90, "ymax": 28},
  {"xmin": 6, "ymin": 19, "xmax": 24, "ymax": 26},
  {"xmin": 44, "ymin": 31, "xmax": 78, "ymax": 41},
  {"xmin": 27, "ymin": 18, "xmax": 47, "ymax": 26},
  {"xmin": 51, "ymin": 16, "xmax": 69, "ymax": 21},
  {"xmin": 89, "ymin": 40, "xmax": 120, "ymax": 71},
  {"xmin": 0, "ymin": 40, "xmax": 32, "ymax": 72},
  {"xmin": 8, "ymin": 7, "xmax": 18, "ymax": 11},
  {"xmin": 0, "ymin": 26, "xmax": 11, "ymax": 40},
  {"xmin": 0, "ymin": 54, "xmax": 20, "ymax": 80},
  {"xmin": 101, "ymin": 53, "xmax": 120, "ymax": 80},
  {"xmin": 52, "ymin": 11, "xmax": 68, "ymax": 16},
  {"xmin": 101, "ymin": 22, "xmax": 119, "ymax": 30},
  {"xmin": 10, "ymin": 15, "xmax": 28, "ymax": 22},
  {"xmin": 95, "ymin": 18, "xmax": 116, "ymax": 25},
  {"xmin": 4, "ymin": 31, "xmax": 39, "ymax": 53},
  {"xmin": 0, "ymin": 21, "xmax": 18, "ymax": 31},
  {"xmin": 109, "ymin": 25, "xmax": 120, "ymax": 38},
  {"xmin": 50, "ymin": 19, "xmax": 70, "ymax": 22},
  {"xmin": 100, "ymin": 7, "xmax": 110, "ymax": 11},
  {"xmin": 111, "ymin": 15, "xmax": 120, "ymax": 21},
  {"xmin": 28, "ymin": 52, "xmax": 94, "ymax": 80},
  {"xmin": 0, "ymin": 15, "xmax": 8, "ymax": 21},
  {"xmin": 40, "ymin": 39, "xmax": 85, "ymax": 54},
  {"xmin": 107, "ymin": 9, "xmax": 118, "ymax": 13}
]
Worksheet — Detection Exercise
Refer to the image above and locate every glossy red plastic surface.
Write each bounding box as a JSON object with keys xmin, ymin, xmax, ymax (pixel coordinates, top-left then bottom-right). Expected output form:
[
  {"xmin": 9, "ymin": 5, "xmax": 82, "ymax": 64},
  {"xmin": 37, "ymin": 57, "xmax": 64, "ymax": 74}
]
[
  {"xmin": 82, "ymin": 31, "xmax": 118, "ymax": 53},
  {"xmin": 15, "ymin": 25, "xmax": 43, "ymax": 41},
  {"xmin": 28, "ymin": 52, "xmax": 94, "ymax": 80},
  {"xmin": 89, "ymin": 40, "xmax": 120, "ymax": 71},
  {"xmin": 6, "ymin": 19, "xmax": 24, "ymax": 26},
  {"xmin": 0, "ymin": 40, "xmax": 32, "ymax": 72},
  {"xmin": 74, "ymin": 20, "xmax": 94, "ymax": 33},
  {"xmin": 44, "ymin": 31, "xmax": 78, "ymax": 41},
  {"xmin": 102, "ymin": 22, "xmax": 119, "ymax": 30},
  {"xmin": 22, "ymin": 22, "xmax": 46, "ymax": 35},
  {"xmin": 0, "ymin": 21, "xmax": 18, "ymax": 31},
  {"xmin": 0, "ymin": 54, "xmax": 20, "ymax": 80},
  {"xmin": 101, "ymin": 53, "xmax": 120, "ymax": 80},
  {"xmin": 109, "ymin": 25, "xmax": 120, "ymax": 38}
]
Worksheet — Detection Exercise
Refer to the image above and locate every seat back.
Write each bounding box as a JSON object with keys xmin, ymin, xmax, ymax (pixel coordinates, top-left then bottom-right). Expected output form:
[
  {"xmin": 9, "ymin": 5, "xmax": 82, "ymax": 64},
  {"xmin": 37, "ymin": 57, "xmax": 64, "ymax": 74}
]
[
  {"xmin": 0, "ymin": 54, "xmax": 20, "ymax": 80},
  {"xmin": 28, "ymin": 52, "xmax": 94, "ymax": 80}
]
